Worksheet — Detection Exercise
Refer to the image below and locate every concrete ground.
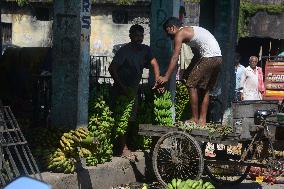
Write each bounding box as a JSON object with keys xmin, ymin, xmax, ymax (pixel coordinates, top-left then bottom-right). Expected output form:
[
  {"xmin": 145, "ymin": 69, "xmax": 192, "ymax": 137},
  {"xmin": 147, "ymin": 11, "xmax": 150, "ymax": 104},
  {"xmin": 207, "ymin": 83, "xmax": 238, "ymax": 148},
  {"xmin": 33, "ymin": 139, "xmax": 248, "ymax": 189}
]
[{"xmin": 41, "ymin": 151, "xmax": 284, "ymax": 189}]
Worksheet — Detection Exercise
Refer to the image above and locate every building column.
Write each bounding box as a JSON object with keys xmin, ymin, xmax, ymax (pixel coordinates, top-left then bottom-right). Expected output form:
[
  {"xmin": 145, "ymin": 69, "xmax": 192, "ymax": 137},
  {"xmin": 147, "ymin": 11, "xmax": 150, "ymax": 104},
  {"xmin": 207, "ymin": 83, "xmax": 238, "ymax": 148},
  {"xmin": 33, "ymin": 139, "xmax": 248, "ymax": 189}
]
[
  {"xmin": 52, "ymin": 0, "xmax": 91, "ymax": 129},
  {"xmin": 214, "ymin": 0, "xmax": 240, "ymax": 108},
  {"xmin": 150, "ymin": 0, "xmax": 181, "ymax": 119}
]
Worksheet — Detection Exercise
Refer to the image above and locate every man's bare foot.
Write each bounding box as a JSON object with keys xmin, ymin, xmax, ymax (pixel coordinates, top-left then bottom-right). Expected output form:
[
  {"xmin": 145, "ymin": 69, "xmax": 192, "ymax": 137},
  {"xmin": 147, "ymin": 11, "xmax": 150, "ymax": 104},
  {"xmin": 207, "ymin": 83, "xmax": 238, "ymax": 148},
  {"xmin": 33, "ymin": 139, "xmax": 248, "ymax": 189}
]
[
  {"xmin": 184, "ymin": 119, "xmax": 198, "ymax": 126},
  {"xmin": 198, "ymin": 119, "xmax": 206, "ymax": 128},
  {"xmin": 121, "ymin": 149, "xmax": 137, "ymax": 161}
]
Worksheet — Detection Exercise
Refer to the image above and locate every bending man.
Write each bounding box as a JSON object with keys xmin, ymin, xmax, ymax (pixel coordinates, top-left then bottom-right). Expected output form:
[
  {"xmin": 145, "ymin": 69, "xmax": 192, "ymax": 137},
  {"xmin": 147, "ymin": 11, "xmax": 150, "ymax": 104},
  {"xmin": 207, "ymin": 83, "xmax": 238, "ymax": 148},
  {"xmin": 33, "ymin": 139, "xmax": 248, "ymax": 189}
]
[{"xmin": 155, "ymin": 17, "xmax": 222, "ymax": 127}]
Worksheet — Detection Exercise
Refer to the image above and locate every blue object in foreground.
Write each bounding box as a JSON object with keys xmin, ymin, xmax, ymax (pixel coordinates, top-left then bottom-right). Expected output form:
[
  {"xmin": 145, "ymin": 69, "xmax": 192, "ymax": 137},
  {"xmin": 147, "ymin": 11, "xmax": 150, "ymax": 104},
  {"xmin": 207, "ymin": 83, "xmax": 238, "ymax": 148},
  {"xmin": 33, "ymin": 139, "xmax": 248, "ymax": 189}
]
[{"xmin": 4, "ymin": 176, "xmax": 52, "ymax": 189}]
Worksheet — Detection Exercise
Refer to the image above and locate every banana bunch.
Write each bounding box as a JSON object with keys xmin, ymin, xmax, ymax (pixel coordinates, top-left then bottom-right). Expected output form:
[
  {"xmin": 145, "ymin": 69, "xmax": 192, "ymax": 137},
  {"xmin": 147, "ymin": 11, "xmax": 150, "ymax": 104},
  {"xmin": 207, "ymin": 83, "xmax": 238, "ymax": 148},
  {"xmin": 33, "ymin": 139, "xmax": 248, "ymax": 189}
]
[
  {"xmin": 86, "ymin": 155, "xmax": 99, "ymax": 166},
  {"xmin": 167, "ymin": 179, "xmax": 215, "ymax": 189},
  {"xmin": 114, "ymin": 95, "xmax": 135, "ymax": 136},
  {"xmin": 59, "ymin": 127, "xmax": 88, "ymax": 152},
  {"xmin": 78, "ymin": 147, "xmax": 92, "ymax": 158},
  {"xmin": 47, "ymin": 148, "xmax": 76, "ymax": 174},
  {"xmin": 87, "ymin": 96, "xmax": 114, "ymax": 166},
  {"xmin": 175, "ymin": 82, "xmax": 191, "ymax": 121},
  {"xmin": 154, "ymin": 91, "xmax": 174, "ymax": 126}
]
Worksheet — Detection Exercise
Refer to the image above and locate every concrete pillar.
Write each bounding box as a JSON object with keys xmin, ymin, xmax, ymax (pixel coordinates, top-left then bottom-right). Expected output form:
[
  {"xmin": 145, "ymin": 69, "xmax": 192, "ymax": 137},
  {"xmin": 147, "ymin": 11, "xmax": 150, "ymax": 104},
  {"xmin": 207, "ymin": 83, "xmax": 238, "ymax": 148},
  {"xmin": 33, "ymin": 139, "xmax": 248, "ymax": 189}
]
[
  {"xmin": 150, "ymin": 0, "xmax": 181, "ymax": 120},
  {"xmin": 52, "ymin": 0, "xmax": 91, "ymax": 129},
  {"xmin": 214, "ymin": 0, "xmax": 240, "ymax": 108},
  {"xmin": 0, "ymin": 2, "xmax": 2, "ymax": 57}
]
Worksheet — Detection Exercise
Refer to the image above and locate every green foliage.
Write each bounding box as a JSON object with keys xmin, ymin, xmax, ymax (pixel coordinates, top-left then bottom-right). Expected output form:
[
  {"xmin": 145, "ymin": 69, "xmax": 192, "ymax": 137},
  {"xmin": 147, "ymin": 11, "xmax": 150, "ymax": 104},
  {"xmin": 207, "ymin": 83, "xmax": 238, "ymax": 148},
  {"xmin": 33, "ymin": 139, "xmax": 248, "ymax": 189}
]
[
  {"xmin": 238, "ymin": 0, "xmax": 284, "ymax": 38},
  {"xmin": 154, "ymin": 91, "xmax": 174, "ymax": 126},
  {"xmin": 15, "ymin": 0, "xmax": 28, "ymax": 6},
  {"xmin": 175, "ymin": 82, "xmax": 191, "ymax": 121}
]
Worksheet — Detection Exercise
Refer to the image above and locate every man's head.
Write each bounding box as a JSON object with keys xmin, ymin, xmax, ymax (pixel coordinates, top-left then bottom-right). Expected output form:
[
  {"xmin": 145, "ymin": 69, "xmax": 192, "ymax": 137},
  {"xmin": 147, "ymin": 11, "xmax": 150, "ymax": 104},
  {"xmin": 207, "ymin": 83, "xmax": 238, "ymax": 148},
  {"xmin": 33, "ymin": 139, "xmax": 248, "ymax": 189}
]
[
  {"xmin": 129, "ymin": 24, "xmax": 144, "ymax": 44},
  {"xmin": 249, "ymin": 56, "xmax": 258, "ymax": 69},
  {"xmin": 163, "ymin": 17, "xmax": 183, "ymax": 40},
  {"xmin": 235, "ymin": 53, "xmax": 241, "ymax": 66}
]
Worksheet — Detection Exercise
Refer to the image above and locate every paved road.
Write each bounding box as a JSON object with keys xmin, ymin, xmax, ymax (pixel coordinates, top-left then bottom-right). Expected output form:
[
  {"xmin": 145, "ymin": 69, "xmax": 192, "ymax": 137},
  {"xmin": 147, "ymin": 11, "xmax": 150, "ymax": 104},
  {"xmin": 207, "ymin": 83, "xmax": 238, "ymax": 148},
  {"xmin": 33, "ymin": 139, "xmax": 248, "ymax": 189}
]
[
  {"xmin": 209, "ymin": 178, "xmax": 284, "ymax": 189},
  {"xmin": 218, "ymin": 182, "xmax": 284, "ymax": 189}
]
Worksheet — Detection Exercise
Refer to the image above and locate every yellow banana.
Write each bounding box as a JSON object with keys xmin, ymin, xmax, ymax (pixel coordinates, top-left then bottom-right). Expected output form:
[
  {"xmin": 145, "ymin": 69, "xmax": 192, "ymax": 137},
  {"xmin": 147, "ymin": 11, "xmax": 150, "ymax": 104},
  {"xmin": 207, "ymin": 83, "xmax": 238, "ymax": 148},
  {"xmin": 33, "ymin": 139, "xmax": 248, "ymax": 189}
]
[{"xmin": 60, "ymin": 140, "xmax": 65, "ymax": 148}]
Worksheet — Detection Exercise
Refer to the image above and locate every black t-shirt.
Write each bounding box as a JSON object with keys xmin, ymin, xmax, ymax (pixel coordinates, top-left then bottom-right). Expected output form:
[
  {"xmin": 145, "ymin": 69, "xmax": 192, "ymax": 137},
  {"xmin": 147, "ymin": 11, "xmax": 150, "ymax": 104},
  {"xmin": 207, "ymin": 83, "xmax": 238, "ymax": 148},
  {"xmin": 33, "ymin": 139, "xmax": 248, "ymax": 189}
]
[{"xmin": 112, "ymin": 43, "xmax": 154, "ymax": 89}]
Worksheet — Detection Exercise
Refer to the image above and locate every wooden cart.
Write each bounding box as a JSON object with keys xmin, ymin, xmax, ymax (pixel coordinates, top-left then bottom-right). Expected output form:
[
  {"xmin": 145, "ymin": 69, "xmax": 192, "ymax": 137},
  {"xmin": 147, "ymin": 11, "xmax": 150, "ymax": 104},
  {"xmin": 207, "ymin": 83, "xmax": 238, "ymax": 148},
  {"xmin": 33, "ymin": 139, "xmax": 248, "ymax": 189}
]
[{"xmin": 138, "ymin": 100, "xmax": 283, "ymax": 186}]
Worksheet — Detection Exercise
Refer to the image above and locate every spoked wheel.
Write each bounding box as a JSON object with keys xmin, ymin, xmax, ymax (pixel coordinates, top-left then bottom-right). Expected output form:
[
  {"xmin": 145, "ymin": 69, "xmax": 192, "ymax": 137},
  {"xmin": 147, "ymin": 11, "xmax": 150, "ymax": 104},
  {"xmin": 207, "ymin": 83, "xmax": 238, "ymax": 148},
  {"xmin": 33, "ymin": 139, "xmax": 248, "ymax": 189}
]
[
  {"xmin": 152, "ymin": 131, "xmax": 204, "ymax": 187},
  {"xmin": 203, "ymin": 142, "xmax": 252, "ymax": 185}
]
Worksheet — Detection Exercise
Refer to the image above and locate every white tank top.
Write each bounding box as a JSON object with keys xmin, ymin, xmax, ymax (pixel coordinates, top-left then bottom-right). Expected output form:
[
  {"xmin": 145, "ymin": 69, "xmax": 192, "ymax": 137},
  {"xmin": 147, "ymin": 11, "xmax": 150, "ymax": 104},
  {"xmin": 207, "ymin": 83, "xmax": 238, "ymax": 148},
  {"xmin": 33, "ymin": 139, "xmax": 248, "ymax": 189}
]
[{"xmin": 185, "ymin": 26, "xmax": 222, "ymax": 57}]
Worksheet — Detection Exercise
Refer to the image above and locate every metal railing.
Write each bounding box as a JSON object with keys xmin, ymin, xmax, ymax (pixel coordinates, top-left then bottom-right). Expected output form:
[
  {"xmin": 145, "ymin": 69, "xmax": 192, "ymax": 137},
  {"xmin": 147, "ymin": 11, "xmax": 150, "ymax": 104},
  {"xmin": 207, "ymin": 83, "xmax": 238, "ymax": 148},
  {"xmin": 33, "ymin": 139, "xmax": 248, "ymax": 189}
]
[{"xmin": 0, "ymin": 105, "xmax": 42, "ymax": 187}]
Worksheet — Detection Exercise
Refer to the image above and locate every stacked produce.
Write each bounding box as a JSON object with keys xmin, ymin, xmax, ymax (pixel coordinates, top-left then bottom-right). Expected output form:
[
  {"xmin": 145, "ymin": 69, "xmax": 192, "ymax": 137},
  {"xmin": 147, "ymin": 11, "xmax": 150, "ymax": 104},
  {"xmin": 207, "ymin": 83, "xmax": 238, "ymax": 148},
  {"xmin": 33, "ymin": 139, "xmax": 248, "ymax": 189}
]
[
  {"xmin": 87, "ymin": 96, "xmax": 115, "ymax": 166},
  {"xmin": 175, "ymin": 82, "xmax": 190, "ymax": 121},
  {"xmin": 47, "ymin": 127, "xmax": 90, "ymax": 173},
  {"xmin": 154, "ymin": 91, "xmax": 174, "ymax": 126},
  {"xmin": 114, "ymin": 94, "xmax": 135, "ymax": 136},
  {"xmin": 166, "ymin": 178, "xmax": 215, "ymax": 189},
  {"xmin": 130, "ymin": 99, "xmax": 153, "ymax": 150}
]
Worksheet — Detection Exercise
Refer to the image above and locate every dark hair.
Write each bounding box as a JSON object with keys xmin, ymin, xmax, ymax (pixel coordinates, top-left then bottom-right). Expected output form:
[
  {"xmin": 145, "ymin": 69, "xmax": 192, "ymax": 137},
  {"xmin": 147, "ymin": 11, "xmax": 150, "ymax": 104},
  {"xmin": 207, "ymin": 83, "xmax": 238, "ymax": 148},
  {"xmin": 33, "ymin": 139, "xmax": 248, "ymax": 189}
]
[
  {"xmin": 129, "ymin": 24, "xmax": 144, "ymax": 34},
  {"xmin": 163, "ymin": 17, "xmax": 183, "ymax": 31}
]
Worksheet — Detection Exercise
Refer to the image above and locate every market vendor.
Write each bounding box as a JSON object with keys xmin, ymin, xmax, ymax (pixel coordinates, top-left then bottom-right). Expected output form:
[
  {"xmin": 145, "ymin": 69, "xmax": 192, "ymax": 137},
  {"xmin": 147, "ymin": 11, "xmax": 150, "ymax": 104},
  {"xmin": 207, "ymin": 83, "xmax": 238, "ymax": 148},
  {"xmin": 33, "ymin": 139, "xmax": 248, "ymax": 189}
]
[{"xmin": 108, "ymin": 24, "xmax": 163, "ymax": 159}]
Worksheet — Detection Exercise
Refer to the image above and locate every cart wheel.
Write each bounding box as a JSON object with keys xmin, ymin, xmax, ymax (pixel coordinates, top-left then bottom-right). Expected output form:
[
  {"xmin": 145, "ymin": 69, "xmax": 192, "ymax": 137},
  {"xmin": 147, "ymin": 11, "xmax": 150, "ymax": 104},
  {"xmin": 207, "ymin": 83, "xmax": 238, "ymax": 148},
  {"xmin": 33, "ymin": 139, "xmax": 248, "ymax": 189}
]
[
  {"xmin": 152, "ymin": 131, "xmax": 204, "ymax": 187},
  {"xmin": 203, "ymin": 142, "xmax": 252, "ymax": 185}
]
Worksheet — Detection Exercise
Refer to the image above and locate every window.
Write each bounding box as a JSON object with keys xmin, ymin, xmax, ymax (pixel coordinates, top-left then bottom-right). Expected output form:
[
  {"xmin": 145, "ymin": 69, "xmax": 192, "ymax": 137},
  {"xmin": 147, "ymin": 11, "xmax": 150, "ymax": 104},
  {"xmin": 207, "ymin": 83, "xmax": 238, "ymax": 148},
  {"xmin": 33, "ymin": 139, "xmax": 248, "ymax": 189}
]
[
  {"xmin": 112, "ymin": 10, "xmax": 128, "ymax": 24},
  {"xmin": 2, "ymin": 22, "xmax": 12, "ymax": 44},
  {"xmin": 35, "ymin": 7, "xmax": 51, "ymax": 21}
]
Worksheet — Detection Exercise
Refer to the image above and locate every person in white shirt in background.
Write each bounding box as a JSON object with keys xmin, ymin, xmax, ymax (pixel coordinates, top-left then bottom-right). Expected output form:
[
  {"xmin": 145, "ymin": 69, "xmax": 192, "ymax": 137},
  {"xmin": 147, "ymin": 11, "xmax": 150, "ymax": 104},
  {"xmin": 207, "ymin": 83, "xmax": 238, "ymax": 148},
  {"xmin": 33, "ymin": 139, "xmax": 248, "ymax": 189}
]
[
  {"xmin": 235, "ymin": 53, "xmax": 245, "ymax": 101},
  {"xmin": 240, "ymin": 56, "xmax": 265, "ymax": 100}
]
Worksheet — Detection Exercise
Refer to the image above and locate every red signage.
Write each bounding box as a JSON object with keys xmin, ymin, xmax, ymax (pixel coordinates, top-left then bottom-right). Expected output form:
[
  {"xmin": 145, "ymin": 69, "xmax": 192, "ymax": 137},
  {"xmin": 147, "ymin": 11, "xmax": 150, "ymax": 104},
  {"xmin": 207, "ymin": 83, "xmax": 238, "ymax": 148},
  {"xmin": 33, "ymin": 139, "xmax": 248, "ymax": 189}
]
[{"xmin": 264, "ymin": 61, "xmax": 284, "ymax": 100}]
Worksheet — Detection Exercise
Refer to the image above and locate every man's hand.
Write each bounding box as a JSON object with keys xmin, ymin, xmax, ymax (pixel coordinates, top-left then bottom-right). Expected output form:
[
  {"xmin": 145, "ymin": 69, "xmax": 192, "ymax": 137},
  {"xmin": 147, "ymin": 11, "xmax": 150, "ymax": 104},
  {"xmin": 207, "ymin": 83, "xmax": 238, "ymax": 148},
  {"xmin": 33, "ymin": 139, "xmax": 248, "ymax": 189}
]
[
  {"xmin": 152, "ymin": 80, "xmax": 165, "ymax": 93},
  {"xmin": 240, "ymin": 92, "xmax": 244, "ymax": 101},
  {"xmin": 157, "ymin": 76, "xmax": 169, "ymax": 85}
]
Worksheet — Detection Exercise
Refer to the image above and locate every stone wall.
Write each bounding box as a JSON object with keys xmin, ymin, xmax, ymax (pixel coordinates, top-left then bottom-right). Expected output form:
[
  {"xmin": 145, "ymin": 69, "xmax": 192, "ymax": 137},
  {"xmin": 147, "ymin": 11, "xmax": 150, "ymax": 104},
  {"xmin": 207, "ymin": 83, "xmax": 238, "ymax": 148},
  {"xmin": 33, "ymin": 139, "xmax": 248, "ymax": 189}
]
[{"xmin": 248, "ymin": 11, "xmax": 284, "ymax": 39}]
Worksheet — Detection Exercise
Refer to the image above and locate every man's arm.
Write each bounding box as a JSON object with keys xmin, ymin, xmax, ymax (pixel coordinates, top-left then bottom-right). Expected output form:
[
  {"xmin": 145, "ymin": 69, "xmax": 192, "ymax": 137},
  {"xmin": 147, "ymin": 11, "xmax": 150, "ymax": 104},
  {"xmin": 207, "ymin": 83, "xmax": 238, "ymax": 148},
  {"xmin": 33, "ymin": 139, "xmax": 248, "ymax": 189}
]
[
  {"xmin": 239, "ymin": 70, "xmax": 247, "ymax": 100},
  {"xmin": 108, "ymin": 61, "xmax": 128, "ymax": 94},
  {"xmin": 157, "ymin": 31, "xmax": 185, "ymax": 84},
  {"xmin": 150, "ymin": 58, "xmax": 160, "ymax": 81}
]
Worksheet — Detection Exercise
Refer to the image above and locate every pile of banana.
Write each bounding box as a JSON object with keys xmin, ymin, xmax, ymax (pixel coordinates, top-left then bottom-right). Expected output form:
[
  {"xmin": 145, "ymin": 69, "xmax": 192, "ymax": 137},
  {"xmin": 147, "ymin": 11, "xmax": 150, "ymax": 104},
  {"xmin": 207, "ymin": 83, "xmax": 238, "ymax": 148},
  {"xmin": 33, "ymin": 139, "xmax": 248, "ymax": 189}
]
[
  {"xmin": 114, "ymin": 95, "xmax": 135, "ymax": 136},
  {"xmin": 47, "ymin": 148, "xmax": 76, "ymax": 174},
  {"xmin": 175, "ymin": 82, "xmax": 190, "ymax": 121},
  {"xmin": 47, "ymin": 127, "xmax": 90, "ymax": 173},
  {"xmin": 87, "ymin": 96, "xmax": 114, "ymax": 166},
  {"xmin": 154, "ymin": 91, "xmax": 174, "ymax": 126},
  {"xmin": 131, "ymin": 100, "xmax": 153, "ymax": 150},
  {"xmin": 167, "ymin": 179, "xmax": 215, "ymax": 189},
  {"xmin": 59, "ymin": 127, "xmax": 89, "ymax": 152}
]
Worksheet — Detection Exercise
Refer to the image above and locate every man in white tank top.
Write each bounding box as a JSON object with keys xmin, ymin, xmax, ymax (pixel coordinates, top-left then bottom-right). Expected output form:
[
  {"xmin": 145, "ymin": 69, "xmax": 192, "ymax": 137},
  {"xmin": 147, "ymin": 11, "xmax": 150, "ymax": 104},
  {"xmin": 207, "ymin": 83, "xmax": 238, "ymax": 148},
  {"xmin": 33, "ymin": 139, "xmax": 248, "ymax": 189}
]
[{"xmin": 154, "ymin": 17, "xmax": 223, "ymax": 127}]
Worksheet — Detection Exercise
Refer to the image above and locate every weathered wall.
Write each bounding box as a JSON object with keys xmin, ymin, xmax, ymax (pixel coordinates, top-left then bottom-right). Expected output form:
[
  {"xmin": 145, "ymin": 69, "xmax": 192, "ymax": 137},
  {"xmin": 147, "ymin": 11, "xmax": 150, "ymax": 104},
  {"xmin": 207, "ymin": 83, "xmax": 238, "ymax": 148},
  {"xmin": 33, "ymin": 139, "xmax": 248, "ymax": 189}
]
[
  {"xmin": 1, "ymin": 4, "xmax": 150, "ymax": 56},
  {"xmin": 1, "ymin": 9, "xmax": 52, "ymax": 47},
  {"xmin": 90, "ymin": 5, "xmax": 150, "ymax": 56},
  {"xmin": 248, "ymin": 11, "xmax": 284, "ymax": 39}
]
